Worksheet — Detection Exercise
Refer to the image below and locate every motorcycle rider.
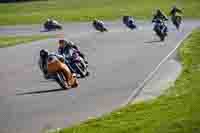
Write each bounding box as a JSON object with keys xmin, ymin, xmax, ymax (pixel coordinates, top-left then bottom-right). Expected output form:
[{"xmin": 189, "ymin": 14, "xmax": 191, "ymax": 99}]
[
  {"xmin": 92, "ymin": 18, "xmax": 106, "ymax": 31},
  {"xmin": 127, "ymin": 16, "xmax": 136, "ymax": 27},
  {"xmin": 39, "ymin": 49, "xmax": 79, "ymax": 88},
  {"xmin": 128, "ymin": 17, "xmax": 135, "ymax": 24},
  {"xmin": 152, "ymin": 9, "xmax": 168, "ymax": 22},
  {"xmin": 169, "ymin": 5, "xmax": 183, "ymax": 16},
  {"xmin": 93, "ymin": 18, "xmax": 104, "ymax": 27},
  {"xmin": 46, "ymin": 18, "xmax": 59, "ymax": 25},
  {"xmin": 153, "ymin": 18, "xmax": 167, "ymax": 32},
  {"xmin": 169, "ymin": 6, "xmax": 183, "ymax": 29},
  {"xmin": 58, "ymin": 39, "xmax": 88, "ymax": 64},
  {"xmin": 152, "ymin": 9, "xmax": 168, "ymax": 35}
]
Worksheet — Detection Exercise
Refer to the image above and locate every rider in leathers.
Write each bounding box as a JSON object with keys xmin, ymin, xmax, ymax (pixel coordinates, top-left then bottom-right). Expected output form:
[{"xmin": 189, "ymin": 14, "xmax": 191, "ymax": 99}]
[
  {"xmin": 169, "ymin": 6, "xmax": 183, "ymax": 16},
  {"xmin": 152, "ymin": 9, "xmax": 168, "ymax": 22},
  {"xmin": 58, "ymin": 39, "xmax": 88, "ymax": 64},
  {"xmin": 152, "ymin": 9, "xmax": 168, "ymax": 34}
]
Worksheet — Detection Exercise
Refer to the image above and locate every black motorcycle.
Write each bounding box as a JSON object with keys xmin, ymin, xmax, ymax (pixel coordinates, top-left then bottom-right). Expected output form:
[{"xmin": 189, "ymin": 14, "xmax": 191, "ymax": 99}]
[
  {"xmin": 92, "ymin": 20, "xmax": 108, "ymax": 32},
  {"xmin": 38, "ymin": 50, "xmax": 69, "ymax": 89},
  {"xmin": 171, "ymin": 13, "xmax": 182, "ymax": 30},
  {"xmin": 152, "ymin": 19, "xmax": 168, "ymax": 41},
  {"xmin": 44, "ymin": 20, "xmax": 62, "ymax": 31},
  {"xmin": 123, "ymin": 16, "xmax": 137, "ymax": 30},
  {"xmin": 64, "ymin": 48, "xmax": 89, "ymax": 78}
]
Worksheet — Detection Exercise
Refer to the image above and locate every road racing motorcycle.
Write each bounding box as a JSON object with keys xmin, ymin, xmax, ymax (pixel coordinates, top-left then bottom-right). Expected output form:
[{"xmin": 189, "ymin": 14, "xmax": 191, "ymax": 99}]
[
  {"xmin": 92, "ymin": 20, "xmax": 108, "ymax": 32},
  {"xmin": 171, "ymin": 12, "xmax": 182, "ymax": 30},
  {"xmin": 38, "ymin": 50, "xmax": 70, "ymax": 89},
  {"xmin": 152, "ymin": 18, "xmax": 168, "ymax": 41},
  {"xmin": 123, "ymin": 16, "xmax": 137, "ymax": 30},
  {"xmin": 64, "ymin": 48, "xmax": 89, "ymax": 78},
  {"xmin": 44, "ymin": 20, "xmax": 62, "ymax": 31}
]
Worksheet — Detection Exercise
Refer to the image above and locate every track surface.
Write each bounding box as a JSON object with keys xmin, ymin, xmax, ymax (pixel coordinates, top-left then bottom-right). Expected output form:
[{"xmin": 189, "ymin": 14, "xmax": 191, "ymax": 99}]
[{"xmin": 0, "ymin": 20, "xmax": 199, "ymax": 133}]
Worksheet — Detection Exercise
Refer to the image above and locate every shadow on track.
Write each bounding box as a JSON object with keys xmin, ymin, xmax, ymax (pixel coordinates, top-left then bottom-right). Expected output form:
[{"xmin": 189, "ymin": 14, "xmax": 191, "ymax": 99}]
[
  {"xmin": 144, "ymin": 40, "xmax": 166, "ymax": 46},
  {"xmin": 144, "ymin": 40, "xmax": 162, "ymax": 43},
  {"xmin": 40, "ymin": 30, "xmax": 48, "ymax": 33},
  {"xmin": 16, "ymin": 88, "xmax": 66, "ymax": 96}
]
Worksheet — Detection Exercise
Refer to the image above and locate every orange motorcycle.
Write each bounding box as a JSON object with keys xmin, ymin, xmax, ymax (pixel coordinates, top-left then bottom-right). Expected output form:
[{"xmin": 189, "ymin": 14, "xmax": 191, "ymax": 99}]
[{"xmin": 38, "ymin": 49, "xmax": 78, "ymax": 89}]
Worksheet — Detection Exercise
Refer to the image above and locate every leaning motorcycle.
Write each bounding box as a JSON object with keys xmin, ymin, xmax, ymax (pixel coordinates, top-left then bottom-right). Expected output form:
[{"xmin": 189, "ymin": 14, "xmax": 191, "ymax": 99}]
[
  {"xmin": 93, "ymin": 21, "xmax": 108, "ymax": 32},
  {"xmin": 44, "ymin": 21, "xmax": 62, "ymax": 31},
  {"xmin": 153, "ymin": 19, "xmax": 168, "ymax": 41},
  {"xmin": 38, "ymin": 50, "xmax": 69, "ymax": 89},
  {"xmin": 171, "ymin": 13, "xmax": 182, "ymax": 30},
  {"xmin": 122, "ymin": 16, "xmax": 137, "ymax": 30},
  {"xmin": 64, "ymin": 49, "xmax": 89, "ymax": 78}
]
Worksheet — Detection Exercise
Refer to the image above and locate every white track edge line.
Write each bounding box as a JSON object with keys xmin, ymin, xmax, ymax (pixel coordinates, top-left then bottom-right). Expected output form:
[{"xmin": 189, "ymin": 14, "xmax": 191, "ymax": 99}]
[{"xmin": 122, "ymin": 29, "xmax": 194, "ymax": 106}]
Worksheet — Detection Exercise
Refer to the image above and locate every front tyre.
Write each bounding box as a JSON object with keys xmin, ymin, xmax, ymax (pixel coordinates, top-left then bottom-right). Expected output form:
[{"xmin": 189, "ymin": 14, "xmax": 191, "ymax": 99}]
[
  {"xmin": 56, "ymin": 72, "xmax": 68, "ymax": 89},
  {"xmin": 101, "ymin": 27, "xmax": 108, "ymax": 32},
  {"xmin": 172, "ymin": 15, "xmax": 181, "ymax": 30},
  {"xmin": 73, "ymin": 62, "xmax": 87, "ymax": 78},
  {"xmin": 56, "ymin": 25, "xmax": 63, "ymax": 30},
  {"xmin": 160, "ymin": 35, "xmax": 165, "ymax": 41}
]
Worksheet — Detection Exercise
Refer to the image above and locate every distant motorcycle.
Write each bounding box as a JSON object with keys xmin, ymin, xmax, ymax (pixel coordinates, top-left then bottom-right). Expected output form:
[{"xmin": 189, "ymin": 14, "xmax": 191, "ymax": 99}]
[
  {"xmin": 44, "ymin": 20, "xmax": 62, "ymax": 31},
  {"xmin": 92, "ymin": 20, "xmax": 108, "ymax": 32},
  {"xmin": 152, "ymin": 18, "xmax": 168, "ymax": 41},
  {"xmin": 123, "ymin": 16, "xmax": 137, "ymax": 30},
  {"xmin": 64, "ymin": 48, "xmax": 89, "ymax": 78},
  {"xmin": 171, "ymin": 13, "xmax": 182, "ymax": 30}
]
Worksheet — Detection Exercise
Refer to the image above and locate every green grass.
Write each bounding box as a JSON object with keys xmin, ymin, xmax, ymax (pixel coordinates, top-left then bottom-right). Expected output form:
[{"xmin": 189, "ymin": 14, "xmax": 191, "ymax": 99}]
[
  {"xmin": 53, "ymin": 28, "xmax": 200, "ymax": 133},
  {"xmin": 0, "ymin": 35, "xmax": 54, "ymax": 48},
  {"xmin": 0, "ymin": 0, "xmax": 200, "ymax": 25}
]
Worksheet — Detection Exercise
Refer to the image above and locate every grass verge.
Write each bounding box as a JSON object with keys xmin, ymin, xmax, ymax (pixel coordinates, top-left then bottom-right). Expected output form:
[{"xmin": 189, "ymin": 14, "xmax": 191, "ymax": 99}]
[
  {"xmin": 53, "ymin": 28, "xmax": 200, "ymax": 133},
  {"xmin": 0, "ymin": 0, "xmax": 200, "ymax": 25},
  {"xmin": 0, "ymin": 35, "xmax": 54, "ymax": 48}
]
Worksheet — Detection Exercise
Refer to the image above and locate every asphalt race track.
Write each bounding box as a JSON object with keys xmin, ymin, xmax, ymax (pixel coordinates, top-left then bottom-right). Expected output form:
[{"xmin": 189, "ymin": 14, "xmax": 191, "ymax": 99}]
[{"xmin": 0, "ymin": 20, "xmax": 199, "ymax": 133}]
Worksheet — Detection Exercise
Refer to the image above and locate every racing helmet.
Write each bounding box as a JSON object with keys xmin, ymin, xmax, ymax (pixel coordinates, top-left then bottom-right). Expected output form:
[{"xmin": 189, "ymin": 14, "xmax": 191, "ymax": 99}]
[
  {"xmin": 59, "ymin": 39, "xmax": 65, "ymax": 44},
  {"xmin": 47, "ymin": 18, "xmax": 51, "ymax": 22},
  {"xmin": 40, "ymin": 49, "xmax": 49, "ymax": 58},
  {"xmin": 58, "ymin": 39, "xmax": 65, "ymax": 47},
  {"xmin": 156, "ymin": 9, "xmax": 162, "ymax": 14}
]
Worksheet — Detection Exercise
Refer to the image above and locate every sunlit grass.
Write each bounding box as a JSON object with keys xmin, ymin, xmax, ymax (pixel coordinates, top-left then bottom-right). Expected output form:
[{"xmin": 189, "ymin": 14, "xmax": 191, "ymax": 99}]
[{"xmin": 0, "ymin": 0, "xmax": 199, "ymax": 25}]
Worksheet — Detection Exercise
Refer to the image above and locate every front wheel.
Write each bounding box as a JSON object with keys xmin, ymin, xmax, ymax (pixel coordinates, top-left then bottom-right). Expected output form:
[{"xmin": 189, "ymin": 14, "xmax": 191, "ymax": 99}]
[
  {"xmin": 128, "ymin": 24, "xmax": 136, "ymax": 30},
  {"xmin": 160, "ymin": 35, "xmax": 165, "ymax": 41},
  {"xmin": 156, "ymin": 30, "xmax": 166, "ymax": 41},
  {"xmin": 73, "ymin": 62, "xmax": 88, "ymax": 78},
  {"xmin": 101, "ymin": 27, "xmax": 108, "ymax": 32},
  {"xmin": 172, "ymin": 16, "xmax": 181, "ymax": 30},
  {"xmin": 56, "ymin": 72, "xmax": 68, "ymax": 89},
  {"xmin": 56, "ymin": 25, "xmax": 62, "ymax": 30}
]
